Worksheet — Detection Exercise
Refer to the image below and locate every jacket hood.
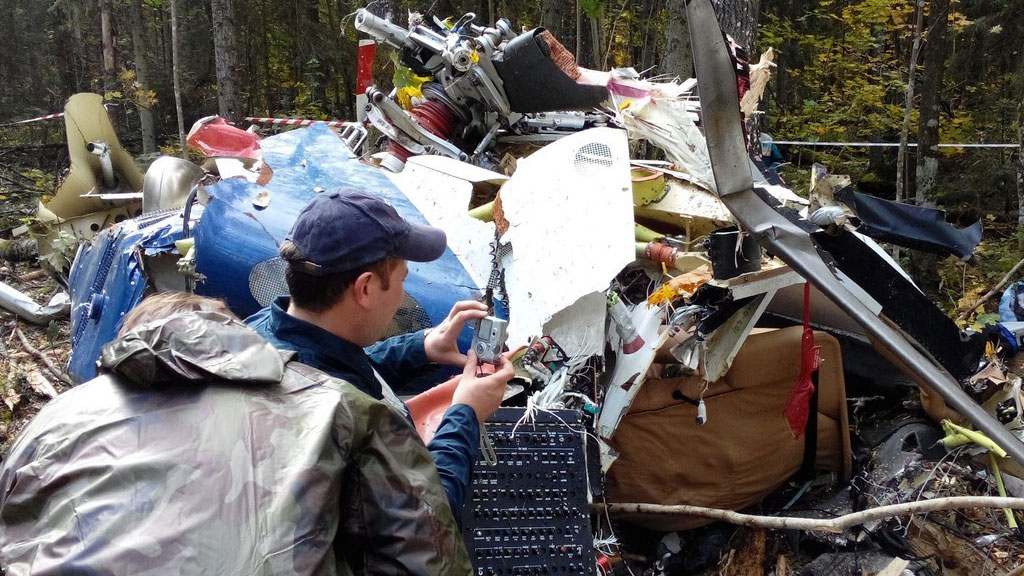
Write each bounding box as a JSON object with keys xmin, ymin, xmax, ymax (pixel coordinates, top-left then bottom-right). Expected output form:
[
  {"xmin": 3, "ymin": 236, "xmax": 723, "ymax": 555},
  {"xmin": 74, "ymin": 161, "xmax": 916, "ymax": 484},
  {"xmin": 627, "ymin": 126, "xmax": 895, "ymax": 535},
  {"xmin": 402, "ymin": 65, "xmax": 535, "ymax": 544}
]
[{"xmin": 100, "ymin": 311, "xmax": 285, "ymax": 387}]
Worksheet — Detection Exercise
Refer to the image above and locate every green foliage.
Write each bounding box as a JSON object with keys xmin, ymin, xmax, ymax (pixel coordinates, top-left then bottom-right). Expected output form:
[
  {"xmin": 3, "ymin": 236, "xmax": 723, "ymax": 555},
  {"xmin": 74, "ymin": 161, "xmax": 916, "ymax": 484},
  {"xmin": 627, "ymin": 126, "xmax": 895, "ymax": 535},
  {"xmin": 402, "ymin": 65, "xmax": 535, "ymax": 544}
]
[
  {"xmin": 941, "ymin": 219, "xmax": 1024, "ymax": 318},
  {"xmin": 762, "ymin": 0, "xmax": 911, "ymax": 147},
  {"xmin": 19, "ymin": 169, "xmax": 54, "ymax": 195},
  {"xmin": 579, "ymin": 0, "xmax": 606, "ymax": 20},
  {"xmin": 288, "ymin": 82, "xmax": 326, "ymax": 120},
  {"xmin": 118, "ymin": 68, "xmax": 158, "ymax": 109}
]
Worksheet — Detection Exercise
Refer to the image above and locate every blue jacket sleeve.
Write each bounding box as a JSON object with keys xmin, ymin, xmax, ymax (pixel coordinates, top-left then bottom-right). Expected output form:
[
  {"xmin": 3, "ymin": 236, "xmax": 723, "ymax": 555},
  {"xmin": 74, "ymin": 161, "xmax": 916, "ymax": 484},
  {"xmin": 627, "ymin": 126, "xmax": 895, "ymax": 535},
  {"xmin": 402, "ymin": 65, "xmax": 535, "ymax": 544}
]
[
  {"xmin": 366, "ymin": 330, "xmax": 435, "ymax": 392},
  {"xmin": 427, "ymin": 403, "xmax": 479, "ymax": 523}
]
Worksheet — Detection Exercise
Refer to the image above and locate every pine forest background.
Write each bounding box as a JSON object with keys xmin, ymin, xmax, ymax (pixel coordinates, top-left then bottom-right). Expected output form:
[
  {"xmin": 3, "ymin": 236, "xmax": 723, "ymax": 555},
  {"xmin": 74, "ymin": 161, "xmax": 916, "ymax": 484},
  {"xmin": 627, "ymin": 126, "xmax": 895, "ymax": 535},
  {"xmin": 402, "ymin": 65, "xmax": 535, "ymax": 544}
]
[{"xmin": 1, "ymin": 0, "xmax": 1023, "ymax": 319}]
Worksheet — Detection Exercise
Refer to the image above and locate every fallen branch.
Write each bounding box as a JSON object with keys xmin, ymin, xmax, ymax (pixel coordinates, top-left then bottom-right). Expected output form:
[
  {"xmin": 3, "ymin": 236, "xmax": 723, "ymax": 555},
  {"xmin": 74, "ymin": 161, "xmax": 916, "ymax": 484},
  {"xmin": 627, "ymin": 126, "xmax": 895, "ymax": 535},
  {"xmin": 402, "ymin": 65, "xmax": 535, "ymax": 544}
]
[
  {"xmin": 600, "ymin": 497, "xmax": 1024, "ymax": 533},
  {"xmin": 17, "ymin": 269, "xmax": 47, "ymax": 282},
  {"xmin": 958, "ymin": 256, "xmax": 1024, "ymax": 322},
  {"xmin": 14, "ymin": 327, "xmax": 71, "ymax": 386}
]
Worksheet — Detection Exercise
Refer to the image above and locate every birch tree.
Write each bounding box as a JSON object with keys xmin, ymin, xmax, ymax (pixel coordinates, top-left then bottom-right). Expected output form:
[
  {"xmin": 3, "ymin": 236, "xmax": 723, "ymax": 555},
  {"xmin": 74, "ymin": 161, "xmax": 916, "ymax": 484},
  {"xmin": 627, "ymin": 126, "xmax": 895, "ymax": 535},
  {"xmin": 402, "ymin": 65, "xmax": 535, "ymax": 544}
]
[
  {"xmin": 663, "ymin": 0, "xmax": 693, "ymax": 80},
  {"xmin": 710, "ymin": 0, "xmax": 759, "ymax": 53},
  {"xmin": 100, "ymin": 0, "xmax": 116, "ymax": 93},
  {"xmin": 170, "ymin": 0, "xmax": 187, "ymax": 159},
  {"xmin": 129, "ymin": 0, "xmax": 155, "ymax": 154},
  {"xmin": 897, "ymin": 0, "xmax": 925, "ymax": 208}
]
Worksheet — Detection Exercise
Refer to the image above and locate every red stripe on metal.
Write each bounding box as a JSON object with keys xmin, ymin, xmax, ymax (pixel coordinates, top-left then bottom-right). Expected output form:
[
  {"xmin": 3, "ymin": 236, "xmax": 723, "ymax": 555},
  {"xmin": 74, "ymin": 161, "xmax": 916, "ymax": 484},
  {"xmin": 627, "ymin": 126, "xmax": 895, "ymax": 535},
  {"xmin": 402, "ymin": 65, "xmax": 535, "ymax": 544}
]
[{"xmin": 356, "ymin": 40, "xmax": 376, "ymax": 95}]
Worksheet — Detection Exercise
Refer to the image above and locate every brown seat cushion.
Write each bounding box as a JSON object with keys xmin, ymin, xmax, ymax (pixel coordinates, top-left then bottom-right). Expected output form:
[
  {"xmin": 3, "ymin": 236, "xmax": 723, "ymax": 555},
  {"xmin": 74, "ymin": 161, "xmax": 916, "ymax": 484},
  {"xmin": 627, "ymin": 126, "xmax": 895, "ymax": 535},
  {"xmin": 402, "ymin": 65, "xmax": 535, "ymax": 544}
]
[{"xmin": 605, "ymin": 326, "xmax": 852, "ymax": 530}]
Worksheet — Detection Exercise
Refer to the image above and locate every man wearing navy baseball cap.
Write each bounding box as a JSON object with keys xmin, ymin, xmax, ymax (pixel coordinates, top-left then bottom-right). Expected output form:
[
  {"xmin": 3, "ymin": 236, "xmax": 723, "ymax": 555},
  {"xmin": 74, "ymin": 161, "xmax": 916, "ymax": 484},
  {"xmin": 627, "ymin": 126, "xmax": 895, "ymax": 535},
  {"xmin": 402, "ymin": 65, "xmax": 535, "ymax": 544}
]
[{"xmin": 247, "ymin": 188, "xmax": 513, "ymax": 521}]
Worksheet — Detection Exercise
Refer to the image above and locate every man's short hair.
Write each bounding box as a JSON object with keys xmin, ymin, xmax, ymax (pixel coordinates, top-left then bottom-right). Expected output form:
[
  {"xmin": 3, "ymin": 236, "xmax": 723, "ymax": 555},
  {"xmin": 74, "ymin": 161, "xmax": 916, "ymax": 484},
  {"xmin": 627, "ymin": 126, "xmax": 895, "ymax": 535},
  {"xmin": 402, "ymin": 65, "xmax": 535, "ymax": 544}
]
[
  {"xmin": 119, "ymin": 292, "xmax": 233, "ymax": 335},
  {"xmin": 281, "ymin": 239, "xmax": 400, "ymax": 313}
]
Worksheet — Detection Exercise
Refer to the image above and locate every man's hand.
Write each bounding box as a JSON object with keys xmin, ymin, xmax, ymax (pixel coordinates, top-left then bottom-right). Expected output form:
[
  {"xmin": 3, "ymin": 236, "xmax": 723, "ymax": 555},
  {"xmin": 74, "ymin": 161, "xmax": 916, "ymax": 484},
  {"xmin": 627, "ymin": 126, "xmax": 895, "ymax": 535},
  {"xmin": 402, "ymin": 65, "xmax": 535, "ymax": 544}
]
[
  {"xmin": 424, "ymin": 300, "xmax": 488, "ymax": 366},
  {"xmin": 452, "ymin": 351, "xmax": 514, "ymax": 424}
]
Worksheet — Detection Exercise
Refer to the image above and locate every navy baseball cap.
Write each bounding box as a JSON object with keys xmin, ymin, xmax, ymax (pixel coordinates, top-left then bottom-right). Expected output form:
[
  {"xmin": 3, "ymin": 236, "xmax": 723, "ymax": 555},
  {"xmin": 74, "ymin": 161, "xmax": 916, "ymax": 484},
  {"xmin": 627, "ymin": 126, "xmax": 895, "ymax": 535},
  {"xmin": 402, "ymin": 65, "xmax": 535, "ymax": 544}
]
[{"xmin": 283, "ymin": 189, "xmax": 447, "ymax": 275}]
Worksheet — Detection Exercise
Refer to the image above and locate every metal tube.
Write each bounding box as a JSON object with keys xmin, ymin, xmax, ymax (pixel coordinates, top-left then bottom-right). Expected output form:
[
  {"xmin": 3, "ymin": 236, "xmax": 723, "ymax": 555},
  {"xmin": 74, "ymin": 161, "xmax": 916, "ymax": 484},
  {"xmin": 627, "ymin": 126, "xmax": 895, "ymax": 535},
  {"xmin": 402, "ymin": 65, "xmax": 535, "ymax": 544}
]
[
  {"xmin": 86, "ymin": 141, "xmax": 116, "ymax": 189},
  {"xmin": 354, "ymin": 9, "xmax": 413, "ymax": 49}
]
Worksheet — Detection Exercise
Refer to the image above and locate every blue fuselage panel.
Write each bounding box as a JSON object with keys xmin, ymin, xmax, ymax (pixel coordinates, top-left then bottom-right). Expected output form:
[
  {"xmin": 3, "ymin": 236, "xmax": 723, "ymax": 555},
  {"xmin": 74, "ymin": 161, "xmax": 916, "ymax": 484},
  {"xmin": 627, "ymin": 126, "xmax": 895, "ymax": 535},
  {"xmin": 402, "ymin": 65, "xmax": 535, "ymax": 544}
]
[
  {"xmin": 68, "ymin": 125, "xmax": 480, "ymax": 388},
  {"xmin": 194, "ymin": 125, "xmax": 481, "ymax": 383},
  {"xmin": 67, "ymin": 212, "xmax": 185, "ymax": 382}
]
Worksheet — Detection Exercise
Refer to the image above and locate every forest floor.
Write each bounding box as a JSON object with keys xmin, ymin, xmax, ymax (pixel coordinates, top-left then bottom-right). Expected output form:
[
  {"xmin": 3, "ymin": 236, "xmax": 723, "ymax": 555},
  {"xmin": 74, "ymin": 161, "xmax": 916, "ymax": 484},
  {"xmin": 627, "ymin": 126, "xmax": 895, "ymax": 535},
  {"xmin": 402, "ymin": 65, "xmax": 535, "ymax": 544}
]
[
  {"xmin": 0, "ymin": 265, "xmax": 72, "ymax": 456},
  {"xmin": 0, "ymin": 138, "xmax": 73, "ymax": 455}
]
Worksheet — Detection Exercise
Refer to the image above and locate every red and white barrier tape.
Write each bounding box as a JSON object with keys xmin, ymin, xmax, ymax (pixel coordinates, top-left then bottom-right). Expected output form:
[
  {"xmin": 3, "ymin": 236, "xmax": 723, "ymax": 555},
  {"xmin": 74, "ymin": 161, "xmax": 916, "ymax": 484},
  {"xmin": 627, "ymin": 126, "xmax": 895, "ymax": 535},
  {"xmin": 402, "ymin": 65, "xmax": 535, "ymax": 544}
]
[
  {"xmin": 0, "ymin": 112, "xmax": 64, "ymax": 127},
  {"xmin": 245, "ymin": 117, "xmax": 352, "ymax": 128},
  {"xmin": 17, "ymin": 112, "xmax": 64, "ymax": 124}
]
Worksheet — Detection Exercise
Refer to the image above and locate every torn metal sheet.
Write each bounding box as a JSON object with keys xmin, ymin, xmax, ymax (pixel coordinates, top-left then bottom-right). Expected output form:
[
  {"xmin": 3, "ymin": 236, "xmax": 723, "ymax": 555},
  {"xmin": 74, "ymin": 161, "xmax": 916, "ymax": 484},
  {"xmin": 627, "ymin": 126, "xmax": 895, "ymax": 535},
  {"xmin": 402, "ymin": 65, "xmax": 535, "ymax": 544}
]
[
  {"xmin": 42, "ymin": 93, "xmax": 144, "ymax": 218},
  {"xmin": 544, "ymin": 292, "xmax": 607, "ymax": 359},
  {"xmin": 757, "ymin": 181, "xmax": 809, "ymax": 207},
  {"xmin": 685, "ymin": 0, "xmax": 1024, "ymax": 464},
  {"xmin": 633, "ymin": 177, "xmax": 733, "ymax": 246},
  {"xmin": 739, "ymin": 48, "xmax": 775, "ymax": 116},
  {"xmin": 32, "ymin": 94, "xmax": 144, "ymax": 276},
  {"xmin": 0, "ymin": 283, "xmax": 69, "ymax": 325},
  {"xmin": 835, "ymin": 187, "xmax": 982, "ymax": 259},
  {"xmin": 702, "ymin": 266, "xmax": 810, "ymax": 382},
  {"xmin": 186, "ymin": 116, "xmax": 262, "ymax": 160},
  {"xmin": 213, "ymin": 158, "xmax": 260, "ymax": 182},
  {"xmin": 598, "ymin": 302, "xmax": 670, "ymax": 445},
  {"xmin": 498, "ymin": 127, "xmax": 635, "ymax": 356},
  {"xmin": 616, "ymin": 82, "xmax": 716, "ymax": 192},
  {"xmin": 404, "ymin": 155, "xmax": 508, "ymax": 188},
  {"xmin": 67, "ymin": 210, "xmax": 194, "ymax": 382},
  {"xmin": 387, "ymin": 156, "xmax": 501, "ymax": 290},
  {"xmin": 812, "ymin": 228, "xmax": 984, "ymax": 380}
]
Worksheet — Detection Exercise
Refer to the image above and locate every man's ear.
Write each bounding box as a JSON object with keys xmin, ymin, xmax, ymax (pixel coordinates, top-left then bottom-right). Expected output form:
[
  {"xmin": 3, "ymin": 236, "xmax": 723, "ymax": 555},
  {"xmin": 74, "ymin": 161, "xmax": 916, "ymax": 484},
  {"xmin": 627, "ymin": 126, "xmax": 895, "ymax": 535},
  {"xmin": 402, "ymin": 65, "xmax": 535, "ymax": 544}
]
[{"xmin": 350, "ymin": 271, "xmax": 377, "ymax": 309}]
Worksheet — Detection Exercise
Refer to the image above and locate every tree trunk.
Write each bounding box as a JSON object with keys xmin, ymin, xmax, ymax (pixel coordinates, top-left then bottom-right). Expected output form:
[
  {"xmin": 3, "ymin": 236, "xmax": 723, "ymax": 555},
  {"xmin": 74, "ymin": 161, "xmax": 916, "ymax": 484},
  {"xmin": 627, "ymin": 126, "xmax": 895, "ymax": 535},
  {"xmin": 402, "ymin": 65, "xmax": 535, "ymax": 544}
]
[
  {"xmin": 912, "ymin": 0, "xmax": 951, "ymax": 297},
  {"xmin": 130, "ymin": 0, "xmax": 156, "ymax": 154},
  {"xmin": 51, "ymin": 5, "xmax": 81, "ymax": 97},
  {"xmin": 100, "ymin": 0, "xmax": 116, "ymax": 93},
  {"xmin": 709, "ymin": 0, "xmax": 759, "ymax": 54},
  {"xmin": 170, "ymin": 0, "xmax": 188, "ymax": 160},
  {"xmin": 1017, "ymin": 50, "xmax": 1024, "ymax": 254},
  {"xmin": 638, "ymin": 0, "xmax": 657, "ymax": 73},
  {"xmin": 575, "ymin": 0, "xmax": 582, "ymax": 63},
  {"xmin": 663, "ymin": 0, "xmax": 693, "ymax": 80},
  {"xmin": 541, "ymin": 0, "xmax": 564, "ymax": 41},
  {"xmin": 590, "ymin": 15, "xmax": 602, "ymax": 69},
  {"xmin": 916, "ymin": 0, "xmax": 949, "ymax": 209},
  {"xmin": 772, "ymin": 0, "xmax": 796, "ymax": 110},
  {"xmin": 210, "ymin": 0, "xmax": 243, "ymax": 122},
  {"xmin": 897, "ymin": 0, "xmax": 925, "ymax": 207}
]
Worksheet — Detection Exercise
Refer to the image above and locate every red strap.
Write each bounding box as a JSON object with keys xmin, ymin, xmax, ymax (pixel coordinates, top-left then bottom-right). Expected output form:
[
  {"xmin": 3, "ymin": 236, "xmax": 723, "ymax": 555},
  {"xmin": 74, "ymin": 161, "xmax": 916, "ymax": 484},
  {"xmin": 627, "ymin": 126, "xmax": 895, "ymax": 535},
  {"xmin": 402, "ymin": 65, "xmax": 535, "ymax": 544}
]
[{"xmin": 784, "ymin": 283, "xmax": 820, "ymax": 437}]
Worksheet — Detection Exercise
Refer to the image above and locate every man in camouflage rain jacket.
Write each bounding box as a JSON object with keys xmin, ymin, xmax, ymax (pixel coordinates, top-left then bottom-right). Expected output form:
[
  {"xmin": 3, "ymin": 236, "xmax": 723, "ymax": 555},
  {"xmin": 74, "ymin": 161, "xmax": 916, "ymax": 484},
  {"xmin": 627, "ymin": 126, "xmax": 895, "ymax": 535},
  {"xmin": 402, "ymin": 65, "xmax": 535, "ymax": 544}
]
[{"xmin": 0, "ymin": 307, "xmax": 471, "ymax": 575}]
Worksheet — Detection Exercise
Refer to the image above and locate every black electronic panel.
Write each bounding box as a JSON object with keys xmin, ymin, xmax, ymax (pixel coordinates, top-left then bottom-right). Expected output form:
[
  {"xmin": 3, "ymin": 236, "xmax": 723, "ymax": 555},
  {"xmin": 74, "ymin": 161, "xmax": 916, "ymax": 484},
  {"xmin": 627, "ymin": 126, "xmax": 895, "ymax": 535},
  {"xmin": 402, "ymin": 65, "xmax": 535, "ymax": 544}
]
[{"xmin": 463, "ymin": 408, "xmax": 595, "ymax": 576}]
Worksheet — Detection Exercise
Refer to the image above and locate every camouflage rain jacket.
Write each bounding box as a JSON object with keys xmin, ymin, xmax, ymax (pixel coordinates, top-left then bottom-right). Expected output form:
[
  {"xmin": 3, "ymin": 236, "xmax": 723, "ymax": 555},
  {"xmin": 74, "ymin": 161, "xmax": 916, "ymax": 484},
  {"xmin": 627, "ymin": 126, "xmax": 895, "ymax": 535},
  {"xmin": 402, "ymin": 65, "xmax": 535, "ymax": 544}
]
[{"xmin": 0, "ymin": 311, "xmax": 472, "ymax": 576}]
